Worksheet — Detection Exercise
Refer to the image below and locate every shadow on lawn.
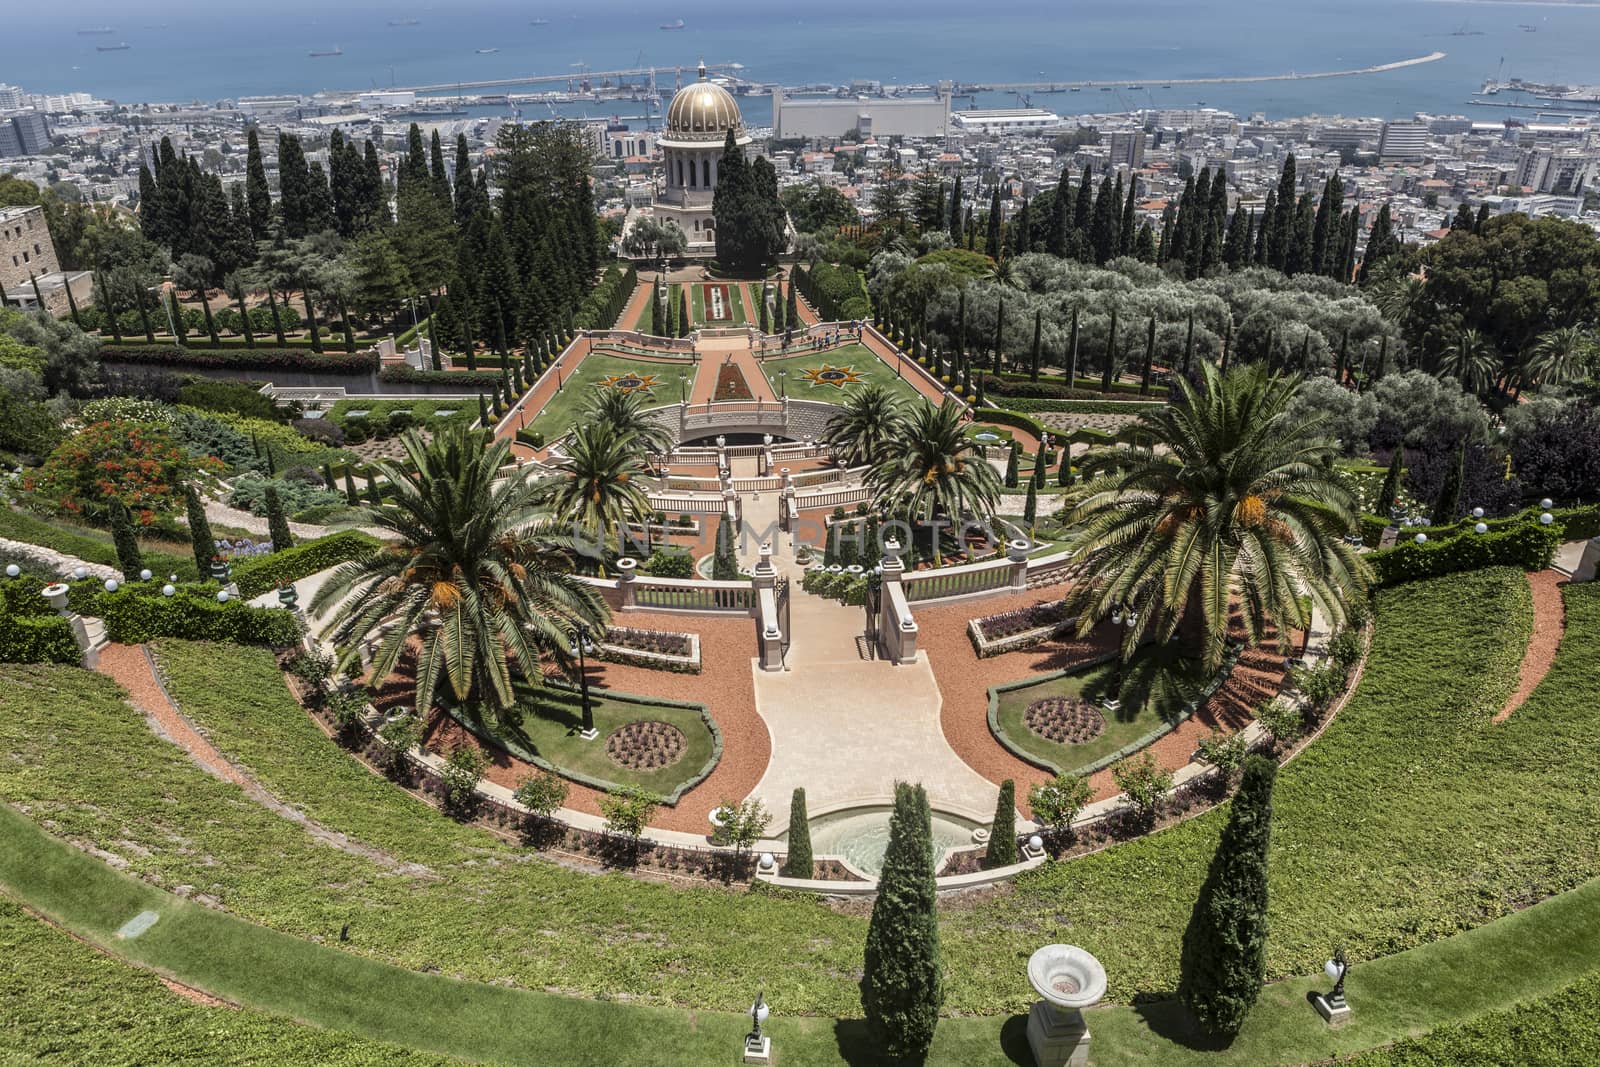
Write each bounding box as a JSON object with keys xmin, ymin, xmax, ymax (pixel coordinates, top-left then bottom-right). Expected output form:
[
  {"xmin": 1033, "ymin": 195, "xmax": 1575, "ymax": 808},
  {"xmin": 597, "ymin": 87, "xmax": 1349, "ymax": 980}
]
[
  {"xmin": 1131, "ymin": 994, "xmax": 1235, "ymax": 1052},
  {"xmin": 829, "ymin": 1015, "xmax": 1033, "ymax": 1065}
]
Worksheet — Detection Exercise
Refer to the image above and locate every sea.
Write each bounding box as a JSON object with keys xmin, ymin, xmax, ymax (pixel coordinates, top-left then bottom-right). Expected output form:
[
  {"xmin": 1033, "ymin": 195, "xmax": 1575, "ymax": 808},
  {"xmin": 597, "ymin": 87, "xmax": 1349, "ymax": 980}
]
[{"xmin": 6, "ymin": 0, "xmax": 1600, "ymax": 123}]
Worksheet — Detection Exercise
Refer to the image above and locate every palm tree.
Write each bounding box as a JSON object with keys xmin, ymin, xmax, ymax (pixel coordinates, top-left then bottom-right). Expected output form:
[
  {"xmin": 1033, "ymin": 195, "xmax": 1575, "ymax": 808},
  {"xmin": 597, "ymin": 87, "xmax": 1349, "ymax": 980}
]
[
  {"xmin": 821, "ymin": 383, "xmax": 904, "ymax": 467},
  {"xmin": 1526, "ymin": 325, "xmax": 1596, "ymax": 389},
  {"xmin": 1060, "ymin": 363, "xmax": 1369, "ymax": 671},
  {"xmin": 867, "ymin": 399, "xmax": 1001, "ymax": 564},
  {"xmin": 583, "ymin": 388, "xmax": 675, "ymax": 459},
  {"xmin": 1436, "ymin": 328, "xmax": 1498, "ymax": 395},
  {"xmin": 541, "ymin": 422, "xmax": 655, "ymax": 561},
  {"xmin": 311, "ymin": 427, "xmax": 608, "ymax": 718}
]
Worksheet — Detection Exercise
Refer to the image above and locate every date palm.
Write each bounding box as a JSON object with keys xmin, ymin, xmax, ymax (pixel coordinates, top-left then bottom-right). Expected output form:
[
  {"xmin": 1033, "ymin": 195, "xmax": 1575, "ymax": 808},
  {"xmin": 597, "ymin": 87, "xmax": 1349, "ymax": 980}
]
[
  {"xmin": 541, "ymin": 421, "xmax": 655, "ymax": 560},
  {"xmin": 821, "ymin": 383, "xmax": 904, "ymax": 467},
  {"xmin": 867, "ymin": 398, "xmax": 1001, "ymax": 563},
  {"xmin": 1526, "ymin": 325, "xmax": 1595, "ymax": 388},
  {"xmin": 312, "ymin": 427, "xmax": 608, "ymax": 717},
  {"xmin": 584, "ymin": 388, "xmax": 675, "ymax": 459},
  {"xmin": 1436, "ymin": 328, "xmax": 1498, "ymax": 395},
  {"xmin": 1060, "ymin": 363, "xmax": 1369, "ymax": 671}
]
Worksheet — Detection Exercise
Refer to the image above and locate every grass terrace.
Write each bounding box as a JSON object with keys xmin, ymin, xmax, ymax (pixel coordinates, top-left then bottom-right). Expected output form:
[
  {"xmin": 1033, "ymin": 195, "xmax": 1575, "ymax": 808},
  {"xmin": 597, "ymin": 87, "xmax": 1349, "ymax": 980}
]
[
  {"xmin": 758, "ymin": 343, "xmax": 925, "ymax": 407},
  {"xmin": 523, "ymin": 352, "xmax": 690, "ymax": 442},
  {"xmin": 0, "ymin": 505, "xmax": 211, "ymax": 582}
]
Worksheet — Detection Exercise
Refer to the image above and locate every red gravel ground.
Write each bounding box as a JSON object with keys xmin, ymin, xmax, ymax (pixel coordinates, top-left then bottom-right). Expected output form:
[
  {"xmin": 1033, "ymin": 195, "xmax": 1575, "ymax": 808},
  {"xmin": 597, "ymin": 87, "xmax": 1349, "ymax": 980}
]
[
  {"xmin": 1495, "ymin": 569, "xmax": 1567, "ymax": 724},
  {"xmin": 419, "ymin": 607, "xmax": 768, "ymax": 834},
  {"xmin": 914, "ymin": 586, "xmax": 1290, "ymax": 816}
]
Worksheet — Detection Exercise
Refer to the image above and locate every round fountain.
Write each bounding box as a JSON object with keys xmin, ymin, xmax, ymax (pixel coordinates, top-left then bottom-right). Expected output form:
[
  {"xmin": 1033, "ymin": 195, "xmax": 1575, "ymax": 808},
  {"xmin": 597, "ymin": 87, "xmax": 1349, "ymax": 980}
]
[
  {"xmin": 787, "ymin": 804, "xmax": 982, "ymax": 880},
  {"xmin": 1026, "ymin": 944, "xmax": 1106, "ymax": 1067}
]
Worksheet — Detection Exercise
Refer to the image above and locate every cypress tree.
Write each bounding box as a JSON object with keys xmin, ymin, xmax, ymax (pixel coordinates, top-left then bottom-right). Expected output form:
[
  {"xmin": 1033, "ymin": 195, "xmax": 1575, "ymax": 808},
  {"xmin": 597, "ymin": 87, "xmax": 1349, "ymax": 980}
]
[
  {"xmin": 1057, "ymin": 446, "xmax": 1074, "ymax": 487},
  {"xmin": 1432, "ymin": 443, "xmax": 1464, "ymax": 525},
  {"xmin": 321, "ymin": 464, "xmax": 336, "ymax": 492},
  {"xmin": 264, "ymin": 486, "xmax": 294, "ymax": 552},
  {"xmin": 1119, "ymin": 176, "xmax": 1138, "ymax": 257},
  {"xmin": 713, "ymin": 516, "xmax": 739, "ymax": 581},
  {"xmin": 1141, "ymin": 314, "xmax": 1156, "ymax": 395},
  {"xmin": 169, "ymin": 289, "xmax": 187, "ymax": 345},
  {"xmin": 235, "ymin": 290, "xmax": 255, "ymax": 349},
  {"xmin": 1023, "ymin": 480, "xmax": 1038, "ymax": 528},
  {"xmin": 1032, "ymin": 445, "xmax": 1047, "ymax": 488},
  {"xmin": 344, "ymin": 468, "xmax": 360, "ymax": 506},
  {"xmin": 1072, "ymin": 164, "xmax": 1093, "ymax": 235},
  {"xmin": 200, "ymin": 290, "xmax": 219, "ymax": 346},
  {"xmin": 1029, "ymin": 309, "xmax": 1042, "ymax": 381},
  {"xmin": 1183, "ymin": 311, "xmax": 1196, "ymax": 377},
  {"xmin": 267, "ymin": 287, "xmax": 287, "ymax": 346},
  {"xmin": 861, "ymin": 782, "xmax": 943, "ymax": 1062},
  {"xmin": 991, "ymin": 296, "xmax": 1004, "ymax": 374},
  {"xmin": 1003, "ymin": 442, "xmax": 1020, "ymax": 488},
  {"xmin": 1377, "ymin": 445, "xmax": 1404, "ymax": 516},
  {"xmin": 183, "ymin": 485, "xmax": 214, "ymax": 577},
  {"xmin": 137, "ymin": 286, "xmax": 155, "ymax": 343},
  {"xmin": 245, "ymin": 128, "xmax": 272, "ymax": 238},
  {"xmin": 478, "ymin": 393, "xmax": 490, "ymax": 427},
  {"xmin": 1048, "ymin": 165, "xmax": 1073, "ymax": 256},
  {"xmin": 1101, "ymin": 307, "xmax": 1118, "ymax": 393},
  {"xmin": 984, "ymin": 184, "xmax": 1003, "ymax": 260},
  {"xmin": 1179, "ymin": 755, "xmax": 1277, "ymax": 1037},
  {"xmin": 948, "ymin": 174, "xmax": 963, "ymax": 245},
  {"xmin": 64, "ymin": 277, "xmax": 83, "ymax": 328},
  {"xmin": 110, "ymin": 501, "xmax": 144, "ymax": 578},
  {"xmin": 786, "ymin": 787, "xmax": 813, "ymax": 879},
  {"xmin": 986, "ymin": 780, "xmax": 1019, "ymax": 866},
  {"xmin": 303, "ymin": 291, "xmax": 323, "ymax": 353},
  {"xmin": 1335, "ymin": 330, "xmax": 1349, "ymax": 385},
  {"xmin": 340, "ymin": 299, "xmax": 356, "ymax": 353},
  {"xmin": 1066, "ymin": 307, "xmax": 1079, "ymax": 388}
]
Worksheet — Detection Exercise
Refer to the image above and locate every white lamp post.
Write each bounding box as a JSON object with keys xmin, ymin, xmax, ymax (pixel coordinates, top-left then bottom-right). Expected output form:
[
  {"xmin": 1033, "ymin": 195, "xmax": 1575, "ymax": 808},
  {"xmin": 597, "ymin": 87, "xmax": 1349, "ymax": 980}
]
[
  {"xmin": 743, "ymin": 991, "xmax": 772, "ymax": 1064},
  {"xmin": 1414, "ymin": 533, "xmax": 1428, "ymax": 545},
  {"xmin": 1475, "ymin": 523, "xmax": 1488, "ymax": 534},
  {"xmin": 1540, "ymin": 512, "xmax": 1555, "ymax": 526},
  {"xmin": 139, "ymin": 568, "xmax": 153, "ymax": 581},
  {"xmin": 161, "ymin": 584, "xmax": 176, "ymax": 597},
  {"xmin": 1313, "ymin": 948, "xmax": 1352, "ymax": 1025},
  {"xmin": 1541, "ymin": 498, "xmax": 1554, "ymax": 510},
  {"xmin": 103, "ymin": 579, "xmax": 119, "ymax": 593},
  {"xmin": 1471, "ymin": 507, "xmax": 1484, "ymax": 519},
  {"xmin": 216, "ymin": 589, "xmax": 230, "ymax": 603},
  {"xmin": 4, "ymin": 564, "xmax": 18, "ymax": 579}
]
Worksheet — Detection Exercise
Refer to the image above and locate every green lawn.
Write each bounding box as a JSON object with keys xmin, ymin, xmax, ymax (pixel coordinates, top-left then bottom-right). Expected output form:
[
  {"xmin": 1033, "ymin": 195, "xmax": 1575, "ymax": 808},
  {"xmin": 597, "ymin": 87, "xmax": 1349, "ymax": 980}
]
[
  {"xmin": 6, "ymin": 570, "xmax": 1600, "ymax": 1025},
  {"xmin": 757, "ymin": 344, "xmax": 925, "ymax": 407},
  {"xmin": 445, "ymin": 680, "xmax": 718, "ymax": 797},
  {"xmin": 993, "ymin": 644, "xmax": 1210, "ymax": 775},
  {"xmin": 525, "ymin": 352, "xmax": 689, "ymax": 442}
]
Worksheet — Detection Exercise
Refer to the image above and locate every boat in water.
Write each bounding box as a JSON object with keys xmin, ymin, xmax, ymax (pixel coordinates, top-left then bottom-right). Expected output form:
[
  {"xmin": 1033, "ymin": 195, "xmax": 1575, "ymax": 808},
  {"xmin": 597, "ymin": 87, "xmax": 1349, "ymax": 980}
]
[
  {"xmin": 387, "ymin": 18, "xmax": 420, "ymax": 27},
  {"xmin": 476, "ymin": 47, "xmax": 499, "ymax": 54},
  {"xmin": 660, "ymin": 18, "xmax": 685, "ymax": 30},
  {"xmin": 309, "ymin": 46, "xmax": 343, "ymax": 57},
  {"xmin": 77, "ymin": 26, "xmax": 115, "ymax": 35},
  {"xmin": 96, "ymin": 42, "xmax": 131, "ymax": 52},
  {"xmin": 530, "ymin": 17, "xmax": 550, "ymax": 25}
]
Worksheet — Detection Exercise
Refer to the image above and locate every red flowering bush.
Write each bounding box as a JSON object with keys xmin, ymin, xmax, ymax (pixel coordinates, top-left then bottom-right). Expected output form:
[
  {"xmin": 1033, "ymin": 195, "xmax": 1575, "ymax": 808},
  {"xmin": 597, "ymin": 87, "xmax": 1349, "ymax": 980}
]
[{"xmin": 21, "ymin": 420, "xmax": 222, "ymax": 526}]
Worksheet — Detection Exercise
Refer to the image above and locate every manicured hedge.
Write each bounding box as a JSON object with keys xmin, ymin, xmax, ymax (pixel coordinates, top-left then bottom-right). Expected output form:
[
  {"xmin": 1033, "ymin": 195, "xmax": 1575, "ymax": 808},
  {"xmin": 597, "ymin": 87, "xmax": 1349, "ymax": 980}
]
[
  {"xmin": 1368, "ymin": 520, "xmax": 1561, "ymax": 587},
  {"xmin": 2, "ymin": 574, "xmax": 302, "ymax": 646},
  {"xmin": 1358, "ymin": 504, "xmax": 1600, "ymax": 550},
  {"xmin": 980, "ymin": 373, "xmax": 1165, "ymax": 402},
  {"xmin": 972, "ymin": 407, "xmax": 1047, "ymax": 442},
  {"xmin": 794, "ymin": 262, "xmax": 870, "ymax": 321},
  {"xmin": 995, "ymin": 397, "xmax": 1166, "ymax": 415},
  {"xmin": 378, "ymin": 365, "xmax": 506, "ymax": 388},
  {"xmin": 233, "ymin": 530, "xmax": 382, "ymax": 599},
  {"xmin": 98, "ymin": 335, "xmax": 324, "ymax": 352},
  {"xmin": 101, "ymin": 345, "xmax": 378, "ymax": 375},
  {"xmin": 0, "ymin": 614, "xmax": 79, "ymax": 664}
]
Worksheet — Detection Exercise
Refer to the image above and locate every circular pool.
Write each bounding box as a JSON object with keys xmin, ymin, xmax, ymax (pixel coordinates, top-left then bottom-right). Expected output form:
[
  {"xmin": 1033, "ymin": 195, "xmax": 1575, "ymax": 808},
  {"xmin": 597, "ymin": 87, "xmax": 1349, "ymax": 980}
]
[{"xmin": 792, "ymin": 805, "xmax": 983, "ymax": 878}]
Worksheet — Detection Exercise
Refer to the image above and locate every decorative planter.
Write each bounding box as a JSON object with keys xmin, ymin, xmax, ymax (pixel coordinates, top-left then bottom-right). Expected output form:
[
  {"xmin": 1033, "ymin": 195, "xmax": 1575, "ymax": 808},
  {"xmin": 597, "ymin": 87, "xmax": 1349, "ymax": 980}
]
[{"xmin": 1026, "ymin": 944, "xmax": 1106, "ymax": 1067}]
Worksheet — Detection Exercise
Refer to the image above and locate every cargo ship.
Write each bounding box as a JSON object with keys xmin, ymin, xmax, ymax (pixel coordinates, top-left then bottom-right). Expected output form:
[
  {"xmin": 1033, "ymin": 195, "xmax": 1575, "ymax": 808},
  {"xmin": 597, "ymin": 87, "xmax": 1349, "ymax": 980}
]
[{"xmin": 309, "ymin": 46, "xmax": 343, "ymax": 57}]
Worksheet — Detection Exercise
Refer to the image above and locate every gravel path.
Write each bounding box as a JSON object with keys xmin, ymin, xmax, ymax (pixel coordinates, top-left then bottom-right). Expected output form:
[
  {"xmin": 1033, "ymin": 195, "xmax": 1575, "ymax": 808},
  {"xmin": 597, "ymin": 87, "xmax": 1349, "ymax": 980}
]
[{"xmin": 1495, "ymin": 570, "xmax": 1567, "ymax": 724}]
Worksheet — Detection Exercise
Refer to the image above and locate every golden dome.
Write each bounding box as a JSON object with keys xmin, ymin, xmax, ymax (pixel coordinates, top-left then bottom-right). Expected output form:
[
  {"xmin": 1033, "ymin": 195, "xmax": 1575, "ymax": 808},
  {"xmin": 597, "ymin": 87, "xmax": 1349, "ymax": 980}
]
[{"xmin": 665, "ymin": 61, "xmax": 743, "ymax": 140}]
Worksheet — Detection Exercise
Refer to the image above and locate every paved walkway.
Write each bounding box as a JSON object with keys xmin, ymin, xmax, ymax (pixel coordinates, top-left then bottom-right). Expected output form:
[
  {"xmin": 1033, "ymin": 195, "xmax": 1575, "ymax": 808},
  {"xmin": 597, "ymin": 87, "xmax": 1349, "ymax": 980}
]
[
  {"xmin": 749, "ymin": 589, "xmax": 1001, "ymax": 828},
  {"xmin": 687, "ymin": 337, "xmax": 776, "ymax": 405}
]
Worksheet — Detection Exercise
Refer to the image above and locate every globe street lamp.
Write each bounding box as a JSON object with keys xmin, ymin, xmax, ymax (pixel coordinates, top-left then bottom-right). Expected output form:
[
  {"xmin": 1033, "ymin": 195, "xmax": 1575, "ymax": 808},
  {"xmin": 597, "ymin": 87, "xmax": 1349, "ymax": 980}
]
[
  {"xmin": 1313, "ymin": 947, "xmax": 1352, "ymax": 1024},
  {"xmin": 568, "ymin": 623, "xmax": 597, "ymax": 740},
  {"xmin": 745, "ymin": 991, "xmax": 772, "ymax": 1062}
]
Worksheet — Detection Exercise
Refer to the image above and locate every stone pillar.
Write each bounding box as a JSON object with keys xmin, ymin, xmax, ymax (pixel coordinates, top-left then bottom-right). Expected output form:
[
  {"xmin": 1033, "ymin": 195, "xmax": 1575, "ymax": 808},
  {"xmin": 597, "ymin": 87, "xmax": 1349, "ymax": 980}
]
[
  {"xmin": 753, "ymin": 543, "xmax": 784, "ymax": 671},
  {"xmin": 1008, "ymin": 537, "xmax": 1031, "ymax": 590},
  {"xmin": 616, "ymin": 556, "xmax": 638, "ymax": 610},
  {"xmin": 723, "ymin": 486, "xmax": 742, "ymax": 525},
  {"xmin": 877, "ymin": 539, "xmax": 918, "ymax": 665}
]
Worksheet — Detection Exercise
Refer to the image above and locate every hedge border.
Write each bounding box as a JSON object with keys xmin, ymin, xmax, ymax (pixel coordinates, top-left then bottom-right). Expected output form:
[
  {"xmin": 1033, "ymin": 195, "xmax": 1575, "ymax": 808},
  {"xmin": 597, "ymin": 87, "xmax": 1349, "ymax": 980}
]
[
  {"xmin": 232, "ymin": 530, "xmax": 381, "ymax": 599},
  {"xmin": 101, "ymin": 345, "xmax": 378, "ymax": 375},
  {"xmin": 1368, "ymin": 519, "xmax": 1563, "ymax": 587}
]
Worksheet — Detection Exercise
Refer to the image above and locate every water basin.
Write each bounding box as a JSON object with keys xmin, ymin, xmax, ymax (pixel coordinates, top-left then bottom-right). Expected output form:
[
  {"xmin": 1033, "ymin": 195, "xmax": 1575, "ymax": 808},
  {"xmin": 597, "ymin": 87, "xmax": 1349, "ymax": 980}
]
[{"xmin": 792, "ymin": 804, "xmax": 982, "ymax": 879}]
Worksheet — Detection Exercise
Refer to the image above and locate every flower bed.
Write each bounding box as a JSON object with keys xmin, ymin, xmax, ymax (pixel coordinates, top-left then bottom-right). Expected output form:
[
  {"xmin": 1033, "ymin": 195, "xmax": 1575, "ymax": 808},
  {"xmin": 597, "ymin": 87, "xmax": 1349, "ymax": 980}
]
[
  {"xmin": 968, "ymin": 600, "xmax": 1073, "ymax": 657},
  {"xmin": 595, "ymin": 626, "xmax": 701, "ymax": 674}
]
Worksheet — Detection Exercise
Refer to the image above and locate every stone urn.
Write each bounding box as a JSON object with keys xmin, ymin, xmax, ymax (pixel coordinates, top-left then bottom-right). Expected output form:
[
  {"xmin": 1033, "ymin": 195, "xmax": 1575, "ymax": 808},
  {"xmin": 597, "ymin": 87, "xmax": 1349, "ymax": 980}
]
[
  {"xmin": 1026, "ymin": 944, "xmax": 1106, "ymax": 1067},
  {"xmin": 40, "ymin": 582, "xmax": 71, "ymax": 616}
]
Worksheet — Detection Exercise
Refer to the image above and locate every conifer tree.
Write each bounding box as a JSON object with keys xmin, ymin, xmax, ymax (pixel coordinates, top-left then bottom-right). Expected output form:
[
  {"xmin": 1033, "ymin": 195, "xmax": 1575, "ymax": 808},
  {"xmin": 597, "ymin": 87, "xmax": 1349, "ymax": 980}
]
[
  {"xmin": 1073, "ymin": 164, "xmax": 1094, "ymax": 235},
  {"xmin": 200, "ymin": 289, "xmax": 219, "ymax": 345},
  {"xmin": 1157, "ymin": 201, "xmax": 1176, "ymax": 265},
  {"xmin": 267, "ymin": 287, "xmax": 287, "ymax": 346},
  {"xmin": 264, "ymin": 486, "xmax": 294, "ymax": 552},
  {"xmin": 1432, "ymin": 443, "xmax": 1464, "ymax": 525},
  {"xmin": 713, "ymin": 516, "xmax": 739, "ymax": 581},
  {"xmin": 1119, "ymin": 177, "xmax": 1138, "ymax": 257},
  {"xmin": 1101, "ymin": 307, "xmax": 1118, "ymax": 392},
  {"xmin": 168, "ymin": 289, "xmax": 187, "ymax": 345},
  {"xmin": 245, "ymin": 128, "xmax": 272, "ymax": 238},
  {"xmin": 948, "ymin": 174, "xmax": 964, "ymax": 245},
  {"xmin": 1049, "ymin": 165, "xmax": 1074, "ymax": 256},
  {"xmin": 303, "ymin": 290, "xmax": 323, "ymax": 353},
  {"xmin": 986, "ymin": 780, "xmax": 1019, "ymax": 866},
  {"xmin": 109, "ymin": 501, "xmax": 144, "ymax": 578},
  {"xmin": 1066, "ymin": 307, "xmax": 1080, "ymax": 387},
  {"xmin": 1003, "ymin": 442, "xmax": 1020, "ymax": 488},
  {"xmin": 1029, "ymin": 309, "xmax": 1043, "ymax": 381},
  {"xmin": 786, "ymin": 787, "xmax": 813, "ymax": 879},
  {"xmin": 1179, "ymin": 755, "xmax": 1277, "ymax": 1037},
  {"xmin": 984, "ymin": 185, "xmax": 1003, "ymax": 260},
  {"xmin": 1057, "ymin": 446, "xmax": 1074, "ymax": 487},
  {"xmin": 1268, "ymin": 154, "xmax": 1297, "ymax": 271},
  {"xmin": 861, "ymin": 782, "xmax": 943, "ymax": 1062},
  {"xmin": 1090, "ymin": 173, "xmax": 1117, "ymax": 264},
  {"xmin": 277, "ymin": 133, "xmax": 312, "ymax": 237},
  {"xmin": 344, "ymin": 467, "xmax": 360, "ymax": 507},
  {"xmin": 184, "ymin": 485, "xmax": 215, "ymax": 577},
  {"xmin": 1141, "ymin": 314, "xmax": 1157, "ymax": 395},
  {"xmin": 1376, "ymin": 445, "xmax": 1404, "ymax": 516}
]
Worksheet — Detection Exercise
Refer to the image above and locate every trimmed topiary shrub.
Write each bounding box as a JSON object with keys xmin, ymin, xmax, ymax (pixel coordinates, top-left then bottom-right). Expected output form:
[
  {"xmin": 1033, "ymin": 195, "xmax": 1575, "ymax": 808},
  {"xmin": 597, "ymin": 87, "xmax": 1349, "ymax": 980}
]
[
  {"xmin": 861, "ymin": 782, "xmax": 943, "ymax": 1061},
  {"xmin": 985, "ymin": 779, "xmax": 1018, "ymax": 867},
  {"xmin": 1368, "ymin": 520, "xmax": 1561, "ymax": 587},
  {"xmin": 785, "ymin": 787, "xmax": 813, "ymax": 879}
]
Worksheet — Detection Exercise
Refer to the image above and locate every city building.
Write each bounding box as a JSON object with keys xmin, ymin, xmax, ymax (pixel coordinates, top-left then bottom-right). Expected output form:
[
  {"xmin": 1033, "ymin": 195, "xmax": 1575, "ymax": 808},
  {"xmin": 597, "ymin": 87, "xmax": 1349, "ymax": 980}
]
[
  {"xmin": 0, "ymin": 110, "xmax": 50, "ymax": 158},
  {"xmin": 1107, "ymin": 129, "xmax": 1147, "ymax": 169},
  {"xmin": 1378, "ymin": 120, "xmax": 1430, "ymax": 162},
  {"xmin": 770, "ymin": 91, "xmax": 951, "ymax": 139},
  {"xmin": 950, "ymin": 108, "xmax": 1063, "ymax": 135},
  {"xmin": 0, "ymin": 84, "xmax": 24, "ymax": 110},
  {"xmin": 0, "ymin": 204, "xmax": 92, "ymax": 316}
]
